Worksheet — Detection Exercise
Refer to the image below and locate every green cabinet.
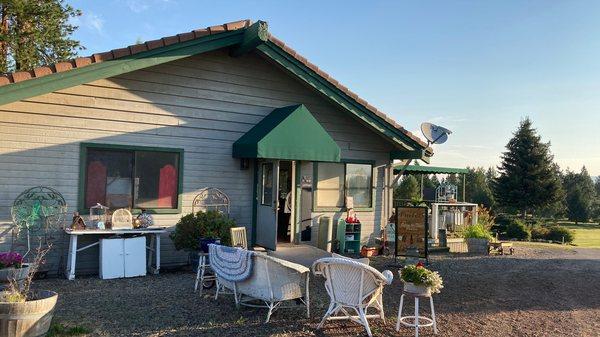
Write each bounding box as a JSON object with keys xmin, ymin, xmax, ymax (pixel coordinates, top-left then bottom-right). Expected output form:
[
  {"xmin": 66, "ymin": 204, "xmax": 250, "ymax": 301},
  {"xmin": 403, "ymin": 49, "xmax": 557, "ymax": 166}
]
[{"xmin": 336, "ymin": 219, "xmax": 362, "ymax": 254}]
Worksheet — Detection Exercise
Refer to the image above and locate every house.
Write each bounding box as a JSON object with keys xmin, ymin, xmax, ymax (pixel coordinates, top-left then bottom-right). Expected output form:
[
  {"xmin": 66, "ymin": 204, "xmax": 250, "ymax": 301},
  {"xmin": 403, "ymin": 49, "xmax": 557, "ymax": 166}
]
[{"xmin": 0, "ymin": 20, "xmax": 432, "ymax": 274}]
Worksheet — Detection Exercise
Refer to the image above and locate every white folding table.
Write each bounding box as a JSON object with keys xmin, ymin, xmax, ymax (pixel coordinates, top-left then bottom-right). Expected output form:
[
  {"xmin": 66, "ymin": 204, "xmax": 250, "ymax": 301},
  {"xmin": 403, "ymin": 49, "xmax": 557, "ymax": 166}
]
[{"xmin": 64, "ymin": 228, "xmax": 167, "ymax": 280}]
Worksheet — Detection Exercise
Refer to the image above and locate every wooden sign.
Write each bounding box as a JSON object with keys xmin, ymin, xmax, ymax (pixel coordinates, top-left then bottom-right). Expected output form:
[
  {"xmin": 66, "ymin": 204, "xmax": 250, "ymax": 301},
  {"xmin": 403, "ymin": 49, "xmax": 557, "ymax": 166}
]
[{"xmin": 395, "ymin": 206, "xmax": 428, "ymax": 259}]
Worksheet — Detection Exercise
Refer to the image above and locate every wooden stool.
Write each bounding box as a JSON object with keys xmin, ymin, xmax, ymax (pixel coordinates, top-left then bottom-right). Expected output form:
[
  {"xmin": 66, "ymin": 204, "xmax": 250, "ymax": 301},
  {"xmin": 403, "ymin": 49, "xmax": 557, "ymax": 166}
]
[
  {"xmin": 396, "ymin": 291, "xmax": 437, "ymax": 337},
  {"xmin": 194, "ymin": 253, "xmax": 216, "ymax": 295}
]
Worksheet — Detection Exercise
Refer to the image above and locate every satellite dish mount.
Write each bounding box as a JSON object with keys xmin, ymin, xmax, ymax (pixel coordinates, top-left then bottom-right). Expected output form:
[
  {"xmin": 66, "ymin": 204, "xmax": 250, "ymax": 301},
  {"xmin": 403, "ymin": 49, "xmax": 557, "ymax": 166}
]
[{"xmin": 421, "ymin": 122, "xmax": 452, "ymax": 146}]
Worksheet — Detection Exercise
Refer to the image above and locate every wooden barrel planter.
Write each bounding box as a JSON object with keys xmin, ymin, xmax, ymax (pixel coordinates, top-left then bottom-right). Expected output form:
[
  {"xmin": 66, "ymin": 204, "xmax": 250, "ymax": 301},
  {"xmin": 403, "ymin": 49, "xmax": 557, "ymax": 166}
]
[{"xmin": 0, "ymin": 290, "xmax": 58, "ymax": 337}]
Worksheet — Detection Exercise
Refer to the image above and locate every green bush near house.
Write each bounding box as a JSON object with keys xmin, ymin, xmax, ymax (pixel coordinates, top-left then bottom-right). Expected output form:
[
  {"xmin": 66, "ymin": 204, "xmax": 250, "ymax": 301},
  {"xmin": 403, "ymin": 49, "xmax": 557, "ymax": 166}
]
[
  {"xmin": 505, "ymin": 219, "xmax": 531, "ymax": 241},
  {"xmin": 462, "ymin": 223, "xmax": 494, "ymax": 240},
  {"xmin": 546, "ymin": 226, "xmax": 574, "ymax": 243},
  {"xmin": 531, "ymin": 225, "xmax": 550, "ymax": 240},
  {"xmin": 170, "ymin": 210, "xmax": 234, "ymax": 251}
]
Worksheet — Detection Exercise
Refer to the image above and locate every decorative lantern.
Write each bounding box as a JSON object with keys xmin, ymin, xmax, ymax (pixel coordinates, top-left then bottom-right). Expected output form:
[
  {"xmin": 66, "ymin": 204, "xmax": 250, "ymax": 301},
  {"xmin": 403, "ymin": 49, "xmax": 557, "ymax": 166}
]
[{"xmin": 89, "ymin": 203, "xmax": 109, "ymax": 229}]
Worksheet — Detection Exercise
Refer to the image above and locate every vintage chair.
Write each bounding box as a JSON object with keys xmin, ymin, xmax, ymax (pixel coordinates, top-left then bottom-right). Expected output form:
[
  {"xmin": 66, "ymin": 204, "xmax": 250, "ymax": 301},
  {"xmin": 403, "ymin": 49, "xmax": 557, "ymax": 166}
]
[
  {"xmin": 312, "ymin": 257, "xmax": 393, "ymax": 337},
  {"xmin": 213, "ymin": 250, "xmax": 310, "ymax": 323},
  {"xmin": 230, "ymin": 227, "xmax": 248, "ymax": 249}
]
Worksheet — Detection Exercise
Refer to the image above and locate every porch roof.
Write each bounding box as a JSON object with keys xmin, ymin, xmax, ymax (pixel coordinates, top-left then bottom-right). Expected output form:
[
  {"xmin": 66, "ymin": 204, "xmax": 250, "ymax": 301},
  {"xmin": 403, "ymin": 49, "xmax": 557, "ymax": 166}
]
[
  {"xmin": 393, "ymin": 164, "xmax": 469, "ymax": 175},
  {"xmin": 232, "ymin": 104, "xmax": 341, "ymax": 162}
]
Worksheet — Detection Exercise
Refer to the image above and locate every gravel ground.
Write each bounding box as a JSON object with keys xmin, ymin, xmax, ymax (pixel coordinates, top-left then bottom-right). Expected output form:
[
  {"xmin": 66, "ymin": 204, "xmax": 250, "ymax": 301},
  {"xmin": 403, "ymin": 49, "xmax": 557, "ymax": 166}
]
[{"xmin": 34, "ymin": 244, "xmax": 600, "ymax": 337}]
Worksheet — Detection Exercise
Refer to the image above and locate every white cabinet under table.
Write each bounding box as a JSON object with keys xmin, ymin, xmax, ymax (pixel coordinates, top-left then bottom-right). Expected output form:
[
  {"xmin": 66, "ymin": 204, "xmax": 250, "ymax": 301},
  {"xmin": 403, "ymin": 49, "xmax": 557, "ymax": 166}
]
[
  {"xmin": 64, "ymin": 228, "xmax": 167, "ymax": 280},
  {"xmin": 100, "ymin": 236, "xmax": 147, "ymax": 279}
]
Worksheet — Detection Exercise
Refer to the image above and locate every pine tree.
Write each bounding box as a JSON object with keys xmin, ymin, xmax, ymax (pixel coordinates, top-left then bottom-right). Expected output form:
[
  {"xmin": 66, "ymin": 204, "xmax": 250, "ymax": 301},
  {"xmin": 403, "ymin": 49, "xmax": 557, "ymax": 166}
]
[
  {"xmin": 0, "ymin": 0, "xmax": 82, "ymax": 73},
  {"xmin": 493, "ymin": 118, "xmax": 562, "ymax": 217},
  {"xmin": 394, "ymin": 175, "xmax": 420, "ymax": 201},
  {"xmin": 563, "ymin": 167, "xmax": 595, "ymax": 223},
  {"xmin": 465, "ymin": 167, "xmax": 495, "ymax": 209}
]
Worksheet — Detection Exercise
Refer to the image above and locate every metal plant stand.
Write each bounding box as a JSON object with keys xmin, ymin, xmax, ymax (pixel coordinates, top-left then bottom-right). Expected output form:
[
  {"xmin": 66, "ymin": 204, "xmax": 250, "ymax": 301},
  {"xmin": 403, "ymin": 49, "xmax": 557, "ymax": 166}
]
[{"xmin": 396, "ymin": 291, "xmax": 438, "ymax": 337}]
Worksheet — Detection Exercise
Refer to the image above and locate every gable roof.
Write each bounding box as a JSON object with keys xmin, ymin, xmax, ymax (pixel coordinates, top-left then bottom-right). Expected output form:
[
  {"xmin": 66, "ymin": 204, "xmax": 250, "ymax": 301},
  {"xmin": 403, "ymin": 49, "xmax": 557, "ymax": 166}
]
[{"xmin": 0, "ymin": 19, "xmax": 432, "ymax": 158}]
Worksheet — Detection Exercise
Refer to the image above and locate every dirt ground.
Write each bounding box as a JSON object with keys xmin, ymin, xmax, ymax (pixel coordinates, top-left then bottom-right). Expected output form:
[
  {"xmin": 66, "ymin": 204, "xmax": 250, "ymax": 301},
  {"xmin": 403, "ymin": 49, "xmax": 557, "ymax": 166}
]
[{"xmin": 35, "ymin": 244, "xmax": 600, "ymax": 337}]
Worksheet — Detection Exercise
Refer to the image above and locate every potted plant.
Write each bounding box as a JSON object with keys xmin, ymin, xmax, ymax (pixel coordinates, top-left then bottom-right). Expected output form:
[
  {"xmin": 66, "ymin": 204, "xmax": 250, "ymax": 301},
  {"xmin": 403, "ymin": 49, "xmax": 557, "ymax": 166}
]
[
  {"xmin": 170, "ymin": 210, "xmax": 235, "ymax": 266},
  {"xmin": 462, "ymin": 223, "xmax": 494, "ymax": 254},
  {"xmin": 399, "ymin": 262, "xmax": 444, "ymax": 296},
  {"xmin": 0, "ymin": 252, "xmax": 29, "ymax": 289},
  {"xmin": 0, "ymin": 244, "xmax": 57, "ymax": 337}
]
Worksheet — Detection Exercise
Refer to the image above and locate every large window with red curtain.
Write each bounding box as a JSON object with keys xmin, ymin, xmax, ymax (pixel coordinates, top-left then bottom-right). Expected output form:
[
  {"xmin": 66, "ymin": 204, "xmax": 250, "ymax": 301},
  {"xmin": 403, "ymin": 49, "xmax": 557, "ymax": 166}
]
[{"xmin": 82, "ymin": 145, "xmax": 181, "ymax": 211}]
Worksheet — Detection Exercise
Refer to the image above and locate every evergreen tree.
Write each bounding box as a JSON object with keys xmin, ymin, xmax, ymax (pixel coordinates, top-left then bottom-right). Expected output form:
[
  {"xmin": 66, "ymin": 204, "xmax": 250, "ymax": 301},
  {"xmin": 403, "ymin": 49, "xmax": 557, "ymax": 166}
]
[
  {"xmin": 493, "ymin": 118, "xmax": 562, "ymax": 217},
  {"xmin": 563, "ymin": 167, "xmax": 595, "ymax": 223},
  {"xmin": 0, "ymin": 0, "xmax": 82, "ymax": 72},
  {"xmin": 394, "ymin": 175, "xmax": 420, "ymax": 200},
  {"xmin": 465, "ymin": 167, "xmax": 495, "ymax": 209}
]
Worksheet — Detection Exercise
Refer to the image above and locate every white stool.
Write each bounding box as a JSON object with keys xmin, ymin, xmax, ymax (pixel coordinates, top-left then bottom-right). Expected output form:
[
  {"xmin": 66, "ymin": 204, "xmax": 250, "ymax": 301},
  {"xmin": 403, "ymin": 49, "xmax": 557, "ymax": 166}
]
[
  {"xmin": 396, "ymin": 292, "xmax": 437, "ymax": 337},
  {"xmin": 194, "ymin": 253, "xmax": 216, "ymax": 295}
]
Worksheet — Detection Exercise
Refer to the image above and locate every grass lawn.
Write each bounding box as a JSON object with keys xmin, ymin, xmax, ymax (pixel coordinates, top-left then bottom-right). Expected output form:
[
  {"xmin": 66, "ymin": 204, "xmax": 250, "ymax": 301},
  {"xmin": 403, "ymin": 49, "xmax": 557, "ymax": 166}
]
[{"xmin": 557, "ymin": 221, "xmax": 600, "ymax": 248}]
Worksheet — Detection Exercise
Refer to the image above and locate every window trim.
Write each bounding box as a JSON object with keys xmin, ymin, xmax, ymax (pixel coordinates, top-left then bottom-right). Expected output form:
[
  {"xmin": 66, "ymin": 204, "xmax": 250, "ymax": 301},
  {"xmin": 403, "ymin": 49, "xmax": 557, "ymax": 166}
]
[
  {"xmin": 78, "ymin": 143, "xmax": 184, "ymax": 214},
  {"xmin": 312, "ymin": 159, "xmax": 375, "ymax": 212}
]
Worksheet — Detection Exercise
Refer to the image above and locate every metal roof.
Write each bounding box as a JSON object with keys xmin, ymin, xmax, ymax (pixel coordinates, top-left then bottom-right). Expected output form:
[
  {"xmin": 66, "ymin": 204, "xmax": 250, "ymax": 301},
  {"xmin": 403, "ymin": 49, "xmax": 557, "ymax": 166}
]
[{"xmin": 393, "ymin": 164, "xmax": 469, "ymax": 175}]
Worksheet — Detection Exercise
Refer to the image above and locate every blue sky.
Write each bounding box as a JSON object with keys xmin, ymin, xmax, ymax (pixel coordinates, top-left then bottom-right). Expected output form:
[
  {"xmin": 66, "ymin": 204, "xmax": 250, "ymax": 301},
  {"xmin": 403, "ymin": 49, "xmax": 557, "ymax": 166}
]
[{"xmin": 69, "ymin": 0, "xmax": 600, "ymax": 175}]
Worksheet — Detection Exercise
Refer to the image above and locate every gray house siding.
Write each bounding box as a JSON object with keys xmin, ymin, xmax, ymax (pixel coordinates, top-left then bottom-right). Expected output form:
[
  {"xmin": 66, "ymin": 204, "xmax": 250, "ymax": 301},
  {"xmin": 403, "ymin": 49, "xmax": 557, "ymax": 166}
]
[{"xmin": 0, "ymin": 48, "xmax": 396, "ymax": 275}]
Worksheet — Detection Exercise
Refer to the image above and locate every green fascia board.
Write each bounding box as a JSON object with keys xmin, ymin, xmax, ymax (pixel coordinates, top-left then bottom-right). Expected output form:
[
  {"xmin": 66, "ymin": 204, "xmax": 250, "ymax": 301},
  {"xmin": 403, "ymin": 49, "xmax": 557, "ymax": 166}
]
[
  {"xmin": 256, "ymin": 41, "xmax": 427, "ymax": 153},
  {"xmin": 233, "ymin": 104, "xmax": 341, "ymax": 162},
  {"xmin": 393, "ymin": 164, "xmax": 468, "ymax": 175},
  {"xmin": 0, "ymin": 29, "xmax": 246, "ymax": 106},
  {"xmin": 390, "ymin": 149, "xmax": 431, "ymax": 164}
]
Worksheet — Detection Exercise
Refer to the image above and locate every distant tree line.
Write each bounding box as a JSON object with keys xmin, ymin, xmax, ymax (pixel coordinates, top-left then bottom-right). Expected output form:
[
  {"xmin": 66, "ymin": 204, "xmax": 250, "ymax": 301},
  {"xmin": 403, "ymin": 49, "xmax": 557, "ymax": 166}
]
[{"xmin": 395, "ymin": 117, "xmax": 600, "ymax": 223}]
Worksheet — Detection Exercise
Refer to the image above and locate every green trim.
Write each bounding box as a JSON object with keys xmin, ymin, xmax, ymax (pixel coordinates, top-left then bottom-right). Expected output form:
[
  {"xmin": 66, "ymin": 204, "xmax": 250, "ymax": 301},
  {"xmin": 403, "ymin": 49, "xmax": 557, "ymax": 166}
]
[
  {"xmin": 230, "ymin": 21, "xmax": 269, "ymax": 57},
  {"xmin": 393, "ymin": 164, "xmax": 469, "ymax": 175},
  {"xmin": 78, "ymin": 142, "xmax": 184, "ymax": 214},
  {"xmin": 0, "ymin": 30, "xmax": 245, "ymax": 106},
  {"xmin": 256, "ymin": 41, "xmax": 429, "ymax": 153},
  {"xmin": 312, "ymin": 161, "xmax": 374, "ymax": 212},
  {"xmin": 390, "ymin": 150, "xmax": 431, "ymax": 164},
  {"xmin": 251, "ymin": 159, "xmax": 259, "ymax": 246}
]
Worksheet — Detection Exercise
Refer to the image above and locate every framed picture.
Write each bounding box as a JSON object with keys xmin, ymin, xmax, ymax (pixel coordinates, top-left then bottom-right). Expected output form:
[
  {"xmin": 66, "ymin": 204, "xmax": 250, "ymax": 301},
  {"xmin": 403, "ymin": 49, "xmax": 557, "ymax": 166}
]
[{"xmin": 395, "ymin": 206, "xmax": 429, "ymax": 260}]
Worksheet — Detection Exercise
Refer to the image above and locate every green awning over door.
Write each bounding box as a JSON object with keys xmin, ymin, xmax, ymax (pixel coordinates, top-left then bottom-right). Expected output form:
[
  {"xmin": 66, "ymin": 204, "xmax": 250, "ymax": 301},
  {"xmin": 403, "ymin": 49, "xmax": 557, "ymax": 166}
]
[{"xmin": 232, "ymin": 104, "xmax": 341, "ymax": 162}]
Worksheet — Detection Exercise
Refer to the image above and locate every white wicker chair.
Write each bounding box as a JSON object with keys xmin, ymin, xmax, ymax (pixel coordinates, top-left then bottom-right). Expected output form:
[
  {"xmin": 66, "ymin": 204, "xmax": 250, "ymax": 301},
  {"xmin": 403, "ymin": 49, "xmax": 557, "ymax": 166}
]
[
  {"xmin": 214, "ymin": 251, "xmax": 310, "ymax": 323},
  {"xmin": 312, "ymin": 257, "xmax": 393, "ymax": 337},
  {"xmin": 230, "ymin": 227, "xmax": 248, "ymax": 249}
]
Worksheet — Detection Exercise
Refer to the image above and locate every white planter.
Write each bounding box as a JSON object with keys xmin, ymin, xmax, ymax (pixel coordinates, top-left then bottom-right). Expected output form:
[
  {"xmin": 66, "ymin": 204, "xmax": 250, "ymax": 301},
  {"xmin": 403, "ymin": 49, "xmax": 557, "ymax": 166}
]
[{"xmin": 403, "ymin": 282, "xmax": 431, "ymax": 296}]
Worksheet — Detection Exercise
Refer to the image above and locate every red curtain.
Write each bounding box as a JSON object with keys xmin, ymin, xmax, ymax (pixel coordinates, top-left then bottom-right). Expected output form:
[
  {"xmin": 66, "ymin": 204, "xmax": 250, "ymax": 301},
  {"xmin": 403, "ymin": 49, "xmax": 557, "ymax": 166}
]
[
  {"xmin": 86, "ymin": 161, "xmax": 107, "ymax": 207},
  {"xmin": 158, "ymin": 164, "xmax": 177, "ymax": 208}
]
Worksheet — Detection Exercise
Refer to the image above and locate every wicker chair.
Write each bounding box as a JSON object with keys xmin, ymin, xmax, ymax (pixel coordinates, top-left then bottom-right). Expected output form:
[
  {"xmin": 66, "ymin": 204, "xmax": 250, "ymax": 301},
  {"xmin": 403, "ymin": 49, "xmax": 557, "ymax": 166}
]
[
  {"xmin": 230, "ymin": 227, "xmax": 248, "ymax": 249},
  {"xmin": 214, "ymin": 251, "xmax": 310, "ymax": 323},
  {"xmin": 312, "ymin": 257, "xmax": 393, "ymax": 337}
]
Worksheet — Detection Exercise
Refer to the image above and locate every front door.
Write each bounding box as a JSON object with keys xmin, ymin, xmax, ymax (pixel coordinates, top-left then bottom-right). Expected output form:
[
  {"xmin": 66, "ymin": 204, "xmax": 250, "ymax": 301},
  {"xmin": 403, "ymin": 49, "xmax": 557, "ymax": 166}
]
[{"xmin": 256, "ymin": 160, "xmax": 279, "ymax": 250}]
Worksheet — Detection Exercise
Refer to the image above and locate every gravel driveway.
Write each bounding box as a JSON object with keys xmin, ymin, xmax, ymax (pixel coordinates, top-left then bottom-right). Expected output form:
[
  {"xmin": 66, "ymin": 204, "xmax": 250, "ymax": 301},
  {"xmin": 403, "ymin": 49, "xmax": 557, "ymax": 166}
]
[{"xmin": 35, "ymin": 244, "xmax": 600, "ymax": 337}]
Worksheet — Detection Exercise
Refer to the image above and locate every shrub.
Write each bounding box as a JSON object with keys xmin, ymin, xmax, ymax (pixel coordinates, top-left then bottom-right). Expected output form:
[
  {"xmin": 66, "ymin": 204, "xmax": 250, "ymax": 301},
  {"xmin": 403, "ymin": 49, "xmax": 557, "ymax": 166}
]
[
  {"xmin": 531, "ymin": 225, "xmax": 550, "ymax": 240},
  {"xmin": 546, "ymin": 226, "xmax": 574, "ymax": 243},
  {"xmin": 477, "ymin": 206, "xmax": 495, "ymax": 231},
  {"xmin": 170, "ymin": 211, "xmax": 234, "ymax": 251},
  {"xmin": 505, "ymin": 219, "xmax": 531, "ymax": 241},
  {"xmin": 462, "ymin": 223, "xmax": 493, "ymax": 240}
]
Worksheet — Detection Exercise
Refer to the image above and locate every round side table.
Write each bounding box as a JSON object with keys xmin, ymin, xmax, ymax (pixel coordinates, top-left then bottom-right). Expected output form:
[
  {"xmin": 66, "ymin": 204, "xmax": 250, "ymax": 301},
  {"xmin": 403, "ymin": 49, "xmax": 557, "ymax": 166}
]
[{"xmin": 396, "ymin": 291, "xmax": 438, "ymax": 337}]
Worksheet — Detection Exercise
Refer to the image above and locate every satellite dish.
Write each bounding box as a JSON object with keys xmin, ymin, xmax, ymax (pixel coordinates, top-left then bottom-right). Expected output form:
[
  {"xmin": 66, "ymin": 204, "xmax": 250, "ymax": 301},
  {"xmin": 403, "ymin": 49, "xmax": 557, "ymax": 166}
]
[{"xmin": 421, "ymin": 122, "xmax": 452, "ymax": 146}]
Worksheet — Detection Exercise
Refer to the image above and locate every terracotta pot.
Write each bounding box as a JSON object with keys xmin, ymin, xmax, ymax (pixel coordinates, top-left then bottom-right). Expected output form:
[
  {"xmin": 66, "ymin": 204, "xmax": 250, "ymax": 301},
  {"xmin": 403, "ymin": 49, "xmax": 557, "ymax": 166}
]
[
  {"xmin": 403, "ymin": 282, "xmax": 431, "ymax": 296},
  {"xmin": 0, "ymin": 290, "xmax": 58, "ymax": 337}
]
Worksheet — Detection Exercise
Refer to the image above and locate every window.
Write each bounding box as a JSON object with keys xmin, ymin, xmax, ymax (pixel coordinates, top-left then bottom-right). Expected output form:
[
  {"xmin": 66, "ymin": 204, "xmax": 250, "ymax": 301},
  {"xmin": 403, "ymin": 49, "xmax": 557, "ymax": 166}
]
[
  {"xmin": 82, "ymin": 144, "xmax": 182, "ymax": 212},
  {"xmin": 261, "ymin": 162, "xmax": 274, "ymax": 205},
  {"xmin": 314, "ymin": 162, "xmax": 373, "ymax": 209}
]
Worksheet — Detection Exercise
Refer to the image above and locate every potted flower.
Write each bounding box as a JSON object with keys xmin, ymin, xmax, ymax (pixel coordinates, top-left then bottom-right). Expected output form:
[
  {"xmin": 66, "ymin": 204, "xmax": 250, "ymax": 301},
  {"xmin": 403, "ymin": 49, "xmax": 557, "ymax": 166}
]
[
  {"xmin": 0, "ymin": 245, "xmax": 57, "ymax": 337},
  {"xmin": 399, "ymin": 262, "xmax": 444, "ymax": 296},
  {"xmin": 462, "ymin": 223, "xmax": 494, "ymax": 254},
  {"xmin": 0, "ymin": 252, "xmax": 29, "ymax": 288},
  {"xmin": 170, "ymin": 210, "xmax": 235, "ymax": 267}
]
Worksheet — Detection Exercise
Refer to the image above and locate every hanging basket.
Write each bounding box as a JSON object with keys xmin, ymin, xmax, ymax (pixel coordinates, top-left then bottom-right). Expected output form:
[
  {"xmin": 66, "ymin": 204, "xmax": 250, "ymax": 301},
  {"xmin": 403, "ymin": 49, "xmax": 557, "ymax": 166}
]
[{"xmin": 403, "ymin": 282, "xmax": 432, "ymax": 296}]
